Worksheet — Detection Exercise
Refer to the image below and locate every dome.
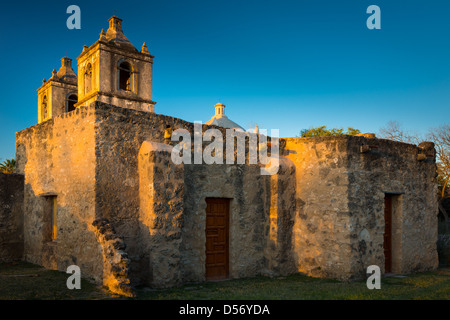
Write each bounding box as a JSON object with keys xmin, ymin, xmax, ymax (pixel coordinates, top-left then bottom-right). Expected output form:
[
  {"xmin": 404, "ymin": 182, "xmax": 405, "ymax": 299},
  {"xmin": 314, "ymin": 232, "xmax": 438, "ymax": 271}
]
[{"xmin": 205, "ymin": 102, "xmax": 245, "ymax": 131}]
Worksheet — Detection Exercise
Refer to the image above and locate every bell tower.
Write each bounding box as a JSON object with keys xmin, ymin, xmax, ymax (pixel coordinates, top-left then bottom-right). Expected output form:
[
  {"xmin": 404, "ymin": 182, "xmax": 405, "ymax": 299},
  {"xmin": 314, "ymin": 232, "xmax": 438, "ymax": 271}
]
[
  {"xmin": 37, "ymin": 57, "xmax": 78, "ymax": 123},
  {"xmin": 75, "ymin": 16, "xmax": 156, "ymax": 113}
]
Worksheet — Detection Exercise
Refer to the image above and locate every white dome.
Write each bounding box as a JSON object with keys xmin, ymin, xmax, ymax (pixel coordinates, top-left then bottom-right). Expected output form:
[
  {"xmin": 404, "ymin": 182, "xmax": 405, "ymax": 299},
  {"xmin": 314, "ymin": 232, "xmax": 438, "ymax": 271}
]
[{"xmin": 205, "ymin": 102, "xmax": 244, "ymax": 130}]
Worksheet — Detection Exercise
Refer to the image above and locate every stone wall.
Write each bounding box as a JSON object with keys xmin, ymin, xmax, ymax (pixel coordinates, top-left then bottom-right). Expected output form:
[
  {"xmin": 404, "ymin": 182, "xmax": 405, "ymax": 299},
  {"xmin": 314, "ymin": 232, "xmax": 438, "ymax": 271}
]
[
  {"xmin": 15, "ymin": 101, "xmax": 439, "ymax": 290},
  {"xmin": 92, "ymin": 102, "xmax": 293, "ymax": 286},
  {"xmin": 93, "ymin": 102, "xmax": 284, "ymax": 286},
  {"xmin": 0, "ymin": 173, "xmax": 24, "ymax": 262},
  {"xmin": 93, "ymin": 103, "xmax": 197, "ymax": 286},
  {"xmin": 138, "ymin": 141, "xmax": 184, "ymax": 288},
  {"xmin": 16, "ymin": 106, "xmax": 103, "ymax": 281},
  {"xmin": 284, "ymin": 137, "xmax": 353, "ymax": 280},
  {"xmin": 182, "ymin": 163, "xmax": 267, "ymax": 282},
  {"xmin": 181, "ymin": 158, "xmax": 296, "ymax": 283},
  {"xmin": 262, "ymin": 157, "xmax": 297, "ymax": 276},
  {"xmin": 283, "ymin": 135, "xmax": 438, "ymax": 280},
  {"xmin": 92, "ymin": 218, "xmax": 134, "ymax": 296},
  {"xmin": 346, "ymin": 137, "xmax": 439, "ymax": 277}
]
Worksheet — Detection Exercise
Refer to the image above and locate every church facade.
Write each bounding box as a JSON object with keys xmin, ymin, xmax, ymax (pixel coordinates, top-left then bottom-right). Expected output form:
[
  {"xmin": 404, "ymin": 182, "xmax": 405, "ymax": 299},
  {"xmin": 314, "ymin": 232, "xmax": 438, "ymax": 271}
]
[{"xmin": 10, "ymin": 17, "xmax": 439, "ymax": 296}]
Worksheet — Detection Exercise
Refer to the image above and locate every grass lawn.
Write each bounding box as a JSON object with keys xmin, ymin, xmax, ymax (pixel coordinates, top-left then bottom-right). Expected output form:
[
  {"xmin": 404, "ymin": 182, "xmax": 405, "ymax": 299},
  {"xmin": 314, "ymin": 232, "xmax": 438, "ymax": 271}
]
[
  {"xmin": 0, "ymin": 261, "xmax": 114, "ymax": 300},
  {"xmin": 1, "ymin": 261, "xmax": 449, "ymax": 300}
]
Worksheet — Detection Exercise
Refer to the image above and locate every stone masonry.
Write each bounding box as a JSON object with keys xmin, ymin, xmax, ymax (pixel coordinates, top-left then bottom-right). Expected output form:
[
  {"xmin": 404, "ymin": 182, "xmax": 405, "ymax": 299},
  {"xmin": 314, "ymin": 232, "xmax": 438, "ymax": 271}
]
[
  {"xmin": 13, "ymin": 101, "xmax": 439, "ymax": 294},
  {"xmin": 0, "ymin": 173, "xmax": 24, "ymax": 262}
]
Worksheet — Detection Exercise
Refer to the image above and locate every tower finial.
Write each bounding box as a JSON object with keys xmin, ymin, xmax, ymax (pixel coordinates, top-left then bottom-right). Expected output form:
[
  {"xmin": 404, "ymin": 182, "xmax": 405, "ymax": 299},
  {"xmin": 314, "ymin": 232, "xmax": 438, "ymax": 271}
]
[
  {"xmin": 108, "ymin": 15, "xmax": 122, "ymax": 32},
  {"xmin": 214, "ymin": 101, "xmax": 225, "ymax": 117},
  {"xmin": 141, "ymin": 42, "xmax": 150, "ymax": 55},
  {"xmin": 99, "ymin": 28, "xmax": 106, "ymax": 41}
]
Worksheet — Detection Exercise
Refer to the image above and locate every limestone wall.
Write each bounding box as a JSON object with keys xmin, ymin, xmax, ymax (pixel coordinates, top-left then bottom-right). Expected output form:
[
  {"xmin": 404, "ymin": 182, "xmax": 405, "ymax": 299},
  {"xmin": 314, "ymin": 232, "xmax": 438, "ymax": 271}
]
[
  {"xmin": 0, "ymin": 173, "xmax": 24, "ymax": 262},
  {"xmin": 284, "ymin": 137, "xmax": 353, "ymax": 280},
  {"xmin": 93, "ymin": 103, "xmax": 197, "ymax": 285},
  {"xmin": 138, "ymin": 141, "xmax": 184, "ymax": 288},
  {"xmin": 93, "ymin": 102, "xmax": 291, "ymax": 285},
  {"xmin": 15, "ymin": 101, "xmax": 438, "ymax": 289},
  {"xmin": 262, "ymin": 157, "xmax": 297, "ymax": 276},
  {"xmin": 15, "ymin": 106, "xmax": 103, "ymax": 281},
  {"xmin": 182, "ymin": 164, "xmax": 266, "ymax": 282},
  {"xmin": 283, "ymin": 135, "xmax": 438, "ymax": 280},
  {"xmin": 346, "ymin": 137, "xmax": 439, "ymax": 276}
]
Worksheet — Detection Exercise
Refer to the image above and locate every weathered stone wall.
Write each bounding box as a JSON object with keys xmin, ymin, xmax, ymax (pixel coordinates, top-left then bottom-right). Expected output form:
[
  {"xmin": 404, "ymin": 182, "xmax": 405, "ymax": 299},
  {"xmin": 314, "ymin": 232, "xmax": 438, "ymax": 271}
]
[
  {"xmin": 15, "ymin": 101, "xmax": 439, "ymax": 290},
  {"xmin": 182, "ymin": 163, "xmax": 266, "ymax": 282},
  {"xmin": 92, "ymin": 218, "xmax": 134, "ymax": 296},
  {"xmin": 283, "ymin": 135, "xmax": 438, "ymax": 280},
  {"xmin": 138, "ymin": 141, "xmax": 184, "ymax": 288},
  {"xmin": 262, "ymin": 157, "xmax": 297, "ymax": 276},
  {"xmin": 346, "ymin": 137, "xmax": 439, "ymax": 277},
  {"xmin": 93, "ymin": 103, "xmax": 197, "ymax": 286},
  {"xmin": 181, "ymin": 159, "xmax": 297, "ymax": 282},
  {"xmin": 15, "ymin": 107, "xmax": 103, "ymax": 281},
  {"xmin": 93, "ymin": 102, "xmax": 291, "ymax": 285},
  {"xmin": 284, "ymin": 137, "xmax": 353, "ymax": 280},
  {"xmin": 0, "ymin": 173, "xmax": 24, "ymax": 262}
]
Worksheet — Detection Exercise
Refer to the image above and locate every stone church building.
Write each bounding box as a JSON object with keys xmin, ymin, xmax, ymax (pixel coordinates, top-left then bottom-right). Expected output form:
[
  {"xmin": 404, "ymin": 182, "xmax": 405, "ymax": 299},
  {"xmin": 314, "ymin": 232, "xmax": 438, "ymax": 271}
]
[{"xmin": 2, "ymin": 17, "xmax": 439, "ymax": 296}]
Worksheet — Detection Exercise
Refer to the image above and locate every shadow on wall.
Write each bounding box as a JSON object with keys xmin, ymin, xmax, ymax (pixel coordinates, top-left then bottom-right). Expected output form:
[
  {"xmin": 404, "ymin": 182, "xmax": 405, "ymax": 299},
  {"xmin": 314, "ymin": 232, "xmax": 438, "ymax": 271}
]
[
  {"xmin": 0, "ymin": 173, "xmax": 24, "ymax": 263},
  {"xmin": 21, "ymin": 182, "xmax": 106, "ymax": 290},
  {"xmin": 437, "ymin": 197, "xmax": 449, "ymax": 266},
  {"xmin": 437, "ymin": 234, "xmax": 450, "ymax": 267},
  {"xmin": 264, "ymin": 157, "xmax": 297, "ymax": 277},
  {"xmin": 137, "ymin": 141, "xmax": 184, "ymax": 289}
]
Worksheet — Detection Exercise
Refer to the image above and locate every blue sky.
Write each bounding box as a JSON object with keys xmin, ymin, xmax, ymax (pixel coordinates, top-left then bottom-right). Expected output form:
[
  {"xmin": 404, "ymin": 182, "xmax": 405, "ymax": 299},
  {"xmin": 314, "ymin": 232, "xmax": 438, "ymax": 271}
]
[{"xmin": 0, "ymin": 0, "xmax": 449, "ymax": 160}]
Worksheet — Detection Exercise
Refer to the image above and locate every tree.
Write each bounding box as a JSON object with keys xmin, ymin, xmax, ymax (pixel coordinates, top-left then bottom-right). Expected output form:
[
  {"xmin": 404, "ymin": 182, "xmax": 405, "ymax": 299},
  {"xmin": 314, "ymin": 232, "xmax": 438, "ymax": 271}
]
[
  {"xmin": 300, "ymin": 126, "xmax": 361, "ymax": 137},
  {"xmin": 379, "ymin": 121, "xmax": 450, "ymax": 197},
  {"xmin": 378, "ymin": 120, "xmax": 421, "ymax": 145},
  {"xmin": 379, "ymin": 121, "xmax": 450, "ymax": 233},
  {"xmin": 427, "ymin": 125, "xmax": 450, "ymax": 199},
  {"xmin": 0, "ymin": 158, "xmax": 16, "ymax": 174}
]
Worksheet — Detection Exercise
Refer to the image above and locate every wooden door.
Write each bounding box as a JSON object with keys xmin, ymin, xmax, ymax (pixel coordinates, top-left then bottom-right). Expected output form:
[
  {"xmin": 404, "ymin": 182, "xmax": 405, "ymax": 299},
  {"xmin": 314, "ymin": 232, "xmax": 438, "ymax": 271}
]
[
  {"xmin": 384, "ymin": 194, "xmax": 392, "ymax": 273},
  {"xmin": 205, "ymin": 198, "xmax": 229, "ymax": 280}
]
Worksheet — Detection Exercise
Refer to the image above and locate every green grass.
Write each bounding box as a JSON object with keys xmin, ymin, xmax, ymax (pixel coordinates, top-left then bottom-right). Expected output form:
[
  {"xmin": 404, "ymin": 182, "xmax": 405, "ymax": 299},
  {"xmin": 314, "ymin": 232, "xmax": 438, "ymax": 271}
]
[
  {"xmin": 1, "ymin": 261, "xmax": 449, "ymax": 300},
  {"xmin": 0, "ymin": 261, "xmax": 114, "ymax": 300},
  {"xmin": 135, "ymin": 269, "xmax": 450, "ymax": 300}
]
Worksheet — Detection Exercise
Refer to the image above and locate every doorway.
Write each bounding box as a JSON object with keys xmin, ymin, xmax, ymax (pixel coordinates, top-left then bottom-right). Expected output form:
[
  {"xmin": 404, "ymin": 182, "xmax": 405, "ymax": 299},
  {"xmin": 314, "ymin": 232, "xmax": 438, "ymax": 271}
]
[
  {"xmin": 205, "ymin": 198, "xmax": 230, "ymax": 280},
  {"xmin": 384, "ymin": 194, "xmax": 393, "ymax": 273},
  {"xmin": 384, "ymin": 193, "xmax": 402, "ymax": 273}
]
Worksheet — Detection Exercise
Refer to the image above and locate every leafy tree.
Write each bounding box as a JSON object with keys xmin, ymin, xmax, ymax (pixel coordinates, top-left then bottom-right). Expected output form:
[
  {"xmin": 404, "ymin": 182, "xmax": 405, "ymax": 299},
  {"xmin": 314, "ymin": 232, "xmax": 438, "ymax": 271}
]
[
  {"xmin": 300, "ymin": 126, "xmax": 361, "ymax": 137},
  {"xmin": 0, "ymin": 158, "xmax": 16, "ymax": 174}
]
